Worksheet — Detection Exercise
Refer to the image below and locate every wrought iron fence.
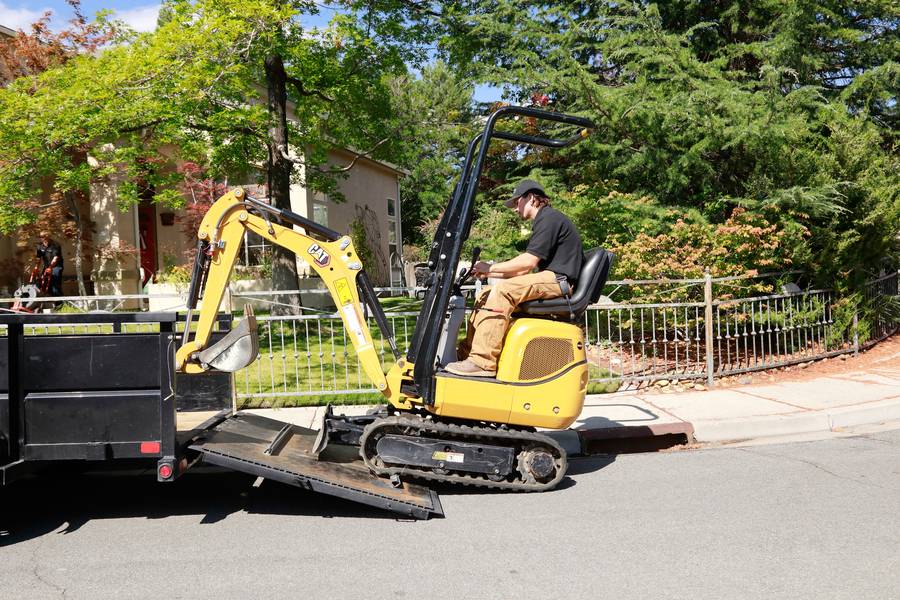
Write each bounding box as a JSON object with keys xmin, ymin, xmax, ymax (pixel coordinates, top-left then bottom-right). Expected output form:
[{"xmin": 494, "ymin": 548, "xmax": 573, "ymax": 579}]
[
  {"xmin": 1, "ymin": 270, "xmax": 896, "ymax": 406},
  {"xmin": 863, "ymin": 271, "xmax": 900, "ymax": 344},
  {"xmin": 228, "ymin": 271, "xmax": 897, "ymax": 405},
  {"xmin": 585, "ymin": 289, "xmax": 855, "ymax": 387},
  {"xmin": 586, "ymin": 272, "xmax": 897, "ymax": 388}
]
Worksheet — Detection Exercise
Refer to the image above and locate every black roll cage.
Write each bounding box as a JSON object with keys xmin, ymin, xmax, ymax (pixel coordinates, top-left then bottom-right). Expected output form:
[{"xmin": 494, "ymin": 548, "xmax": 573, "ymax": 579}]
[{"xmin": 405, "ymin": 105, "xmax": 595, "ymax": 404}]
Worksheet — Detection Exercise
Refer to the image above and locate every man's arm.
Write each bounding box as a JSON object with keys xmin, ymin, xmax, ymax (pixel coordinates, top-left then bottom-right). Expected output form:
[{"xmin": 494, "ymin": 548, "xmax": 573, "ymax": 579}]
[
  {"xmin": 474, "ymin": 252, "xmax": 540, "ymax": 279},
  {"xmin": 49, "ymin": 242, "xmax": 62, "ymax": 268}
]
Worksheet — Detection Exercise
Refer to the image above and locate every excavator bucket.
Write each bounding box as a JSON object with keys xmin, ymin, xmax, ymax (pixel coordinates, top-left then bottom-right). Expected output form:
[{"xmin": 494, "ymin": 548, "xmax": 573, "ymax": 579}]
[
  {"xmin": 190, "ymin": 413, "xmax": 443, "ymax": 519},
  {"xmin": 197, "ymin": 305, "xmax": 259, "ymax": 372}
]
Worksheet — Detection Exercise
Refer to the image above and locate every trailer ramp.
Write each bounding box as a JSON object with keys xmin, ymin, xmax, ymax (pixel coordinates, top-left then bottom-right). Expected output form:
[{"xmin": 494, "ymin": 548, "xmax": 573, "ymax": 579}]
[{"xmin": 190, "ymin": 413, "xmax": 442, "ymax": 519}]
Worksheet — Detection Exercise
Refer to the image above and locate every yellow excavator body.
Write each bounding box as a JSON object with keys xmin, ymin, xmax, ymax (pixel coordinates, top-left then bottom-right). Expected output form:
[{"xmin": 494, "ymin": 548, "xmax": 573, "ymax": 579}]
[{"xmin": 387, "ymin": 318, "xmax": 587, "ymax": 429}]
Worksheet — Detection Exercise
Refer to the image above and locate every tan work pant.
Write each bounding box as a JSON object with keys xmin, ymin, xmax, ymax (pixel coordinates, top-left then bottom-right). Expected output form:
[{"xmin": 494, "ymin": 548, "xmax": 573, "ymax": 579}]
[{"xmin": 458, "ymin": 270, "xmax": 563, "ymax": 370}]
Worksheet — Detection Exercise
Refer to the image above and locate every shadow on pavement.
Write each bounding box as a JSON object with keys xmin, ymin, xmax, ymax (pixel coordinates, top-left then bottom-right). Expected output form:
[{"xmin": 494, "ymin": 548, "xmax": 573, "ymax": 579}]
[
  {"xmin": 0, "ymin": 466, "xmax": 401, "ymax": 547},
  {"xmin": 1, "ymin": 448, "xmax": 625, "ymax": 546},
  {"xmin": 566, "ymin": 454, "xmax": 618, "ymax": 476},
  {"xmin": 577, "ymin": 402, "xmax": 661, "ymax": 425},
  {"xmin": 575, "ymin": 414, "xmax": 693, "ymax": 454}
]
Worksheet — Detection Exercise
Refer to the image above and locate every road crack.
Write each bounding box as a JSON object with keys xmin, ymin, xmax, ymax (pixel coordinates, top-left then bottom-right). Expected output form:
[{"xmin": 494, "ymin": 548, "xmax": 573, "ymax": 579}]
[
  {"xmin": 30, "ymin": 532, "xmax": 68, "ymax": 599},
  {"xmin": 738, "ymin": 447, "xmax": 887, "ymax": 490},
  {"xmin": 856, "ymin": 433, "xmax": 900, "ymax": 446}
]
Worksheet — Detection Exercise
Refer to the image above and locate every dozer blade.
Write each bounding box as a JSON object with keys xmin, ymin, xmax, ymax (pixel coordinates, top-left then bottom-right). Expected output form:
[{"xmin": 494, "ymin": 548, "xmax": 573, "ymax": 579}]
[
  {"xmin": 190, "ymin": 413, "xmax": 443, "ymax": 519},
  {"xmin": 197, "ymin": 305, "xmax": 259, "ymax": 372}
]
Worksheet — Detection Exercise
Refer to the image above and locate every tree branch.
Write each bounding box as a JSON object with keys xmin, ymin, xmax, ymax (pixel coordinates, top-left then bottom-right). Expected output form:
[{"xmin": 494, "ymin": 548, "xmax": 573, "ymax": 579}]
[
  {"xmin": 36, "ymin": 197, "xmax": 67, "ymax": 210},
  {"xmin": 286, "ymin": 76, "xmax": 334, "ymax": 103},
  {"xmin": 117, "ymin": 118, "xmax": 170, "ymax": 134},
  {"xmin": 185, "ymin": 118, "xmax": 265, "ymax": 139},
  {"xmin": 394, "ymin": 0, "xmax": 444, "ymax": 19},
  {"xmin": 280, "ymin": 136, "xmax": 391, "ymax": 174}
]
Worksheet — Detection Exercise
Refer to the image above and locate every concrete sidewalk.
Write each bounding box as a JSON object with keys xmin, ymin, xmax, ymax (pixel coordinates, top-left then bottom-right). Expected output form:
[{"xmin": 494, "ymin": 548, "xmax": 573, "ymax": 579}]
[
  {"xmin": 242, "ymin": 350, "xmax": 900, "ymax": 453},
  {"xmin": 573, "ymin": 353, "xmax": 900, "ymax": 447}
]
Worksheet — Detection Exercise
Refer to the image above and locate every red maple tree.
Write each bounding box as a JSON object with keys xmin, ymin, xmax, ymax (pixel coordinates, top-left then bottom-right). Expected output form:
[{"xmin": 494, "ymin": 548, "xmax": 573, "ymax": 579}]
[{"xmin": 0, "ymin": 1, "xmax": 120, "ymax": 296}]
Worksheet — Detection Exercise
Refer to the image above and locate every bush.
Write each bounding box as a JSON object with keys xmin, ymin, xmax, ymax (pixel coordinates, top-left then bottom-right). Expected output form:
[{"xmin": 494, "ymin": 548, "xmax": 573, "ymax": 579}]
[{"xmin": 609, "ymin": 207, "xmax": 806, "ymax": 278}]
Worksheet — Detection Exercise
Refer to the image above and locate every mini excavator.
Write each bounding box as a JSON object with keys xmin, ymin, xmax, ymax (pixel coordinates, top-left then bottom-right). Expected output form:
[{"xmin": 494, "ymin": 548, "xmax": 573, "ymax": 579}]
[{"xmin": 176, "ymin": 106, "xmax": 615, "ymax": 509}]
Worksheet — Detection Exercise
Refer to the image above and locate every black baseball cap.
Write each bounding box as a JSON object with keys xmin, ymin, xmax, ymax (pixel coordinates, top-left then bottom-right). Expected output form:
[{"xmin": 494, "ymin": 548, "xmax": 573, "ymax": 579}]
[{"xmin": 505, "ymin": 179, "xmax": 547, "ymax": 207}]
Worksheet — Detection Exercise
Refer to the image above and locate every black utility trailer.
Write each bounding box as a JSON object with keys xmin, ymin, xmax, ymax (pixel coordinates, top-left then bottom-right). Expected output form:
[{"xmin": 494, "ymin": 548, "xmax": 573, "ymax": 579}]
[{"xmin": 0, "ymin": 312, "xmax": 442, "ymax": 519}]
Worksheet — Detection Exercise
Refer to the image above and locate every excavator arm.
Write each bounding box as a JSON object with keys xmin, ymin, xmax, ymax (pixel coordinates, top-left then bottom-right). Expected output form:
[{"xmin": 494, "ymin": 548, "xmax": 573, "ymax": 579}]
[{"xmin": 174, "ymin": 188, "xmax": 396, "ymax": 398}]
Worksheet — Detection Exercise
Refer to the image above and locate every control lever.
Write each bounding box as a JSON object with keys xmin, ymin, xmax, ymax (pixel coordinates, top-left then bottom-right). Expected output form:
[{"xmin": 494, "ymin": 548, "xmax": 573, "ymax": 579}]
[{"xmin": 456, "ymin": 246, "xmax": 482, "ymax": 288}]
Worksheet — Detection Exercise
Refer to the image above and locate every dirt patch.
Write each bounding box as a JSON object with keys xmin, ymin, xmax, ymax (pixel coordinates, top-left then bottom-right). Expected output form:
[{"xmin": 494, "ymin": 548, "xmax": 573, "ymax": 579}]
[
  {"xmin": 710, "ymin": 334, "xmax": 899, "ymax": 388},
  {"xmin": 609, "ymin": 333, "xmax": 899, "ymax": 394}
]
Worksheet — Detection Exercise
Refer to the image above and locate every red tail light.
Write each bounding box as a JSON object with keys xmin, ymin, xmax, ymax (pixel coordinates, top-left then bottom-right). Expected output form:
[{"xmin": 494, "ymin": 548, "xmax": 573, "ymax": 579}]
[
  {"xmin": 158, "ymin": 463, "xmax": 174, "ymax": 479},
  {"xmin": 140, "ymin": 441, "xmax": 161, "ymax": 454}
]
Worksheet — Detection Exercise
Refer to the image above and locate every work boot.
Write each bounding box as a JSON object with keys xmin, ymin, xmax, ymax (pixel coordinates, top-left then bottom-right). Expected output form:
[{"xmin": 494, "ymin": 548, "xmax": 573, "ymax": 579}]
[{"xmin": 445, "ymin": 359, "xmax": 496, "ymax": 378}]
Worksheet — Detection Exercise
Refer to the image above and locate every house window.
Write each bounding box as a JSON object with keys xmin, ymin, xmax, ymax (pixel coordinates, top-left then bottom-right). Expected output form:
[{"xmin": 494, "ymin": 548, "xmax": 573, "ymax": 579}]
[
  {"xmin": 386, "ymin": 197, "xmax": 398, "ymax": 259},
  {"xmin": 242, "ymin": 231, "xmax": 272, "ymax": 267},
  {"xmin": 313, "ymin": 202, "xmax": 329, "ymax": 227},
  {"xmin": 388, "ymin": 220, "xmax": 397, "ymax": 246}
]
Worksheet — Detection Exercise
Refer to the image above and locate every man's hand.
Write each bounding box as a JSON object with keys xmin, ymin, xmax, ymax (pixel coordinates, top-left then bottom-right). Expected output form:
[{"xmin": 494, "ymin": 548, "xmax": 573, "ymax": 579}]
[
  {"xmin": 43, "ymin": 267, "xmax": 52, "ymax": 276},
  {"xmin": 477, "ymin": 253, "xmax": 540, "ymax": 279},
  {"xmin": 473, "ymin": 260, "xmax": 492, "ymax": 279}
]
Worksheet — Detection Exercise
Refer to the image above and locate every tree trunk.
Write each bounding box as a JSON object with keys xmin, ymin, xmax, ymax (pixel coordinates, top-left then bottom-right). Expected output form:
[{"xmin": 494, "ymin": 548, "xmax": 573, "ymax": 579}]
[
  {"xmin": 265, "ymin": 53, "xmax": 302, "ymax": 316},
  {"xmin": 66, "ymin": 191, "xmax": 89, "ymax": 299}
]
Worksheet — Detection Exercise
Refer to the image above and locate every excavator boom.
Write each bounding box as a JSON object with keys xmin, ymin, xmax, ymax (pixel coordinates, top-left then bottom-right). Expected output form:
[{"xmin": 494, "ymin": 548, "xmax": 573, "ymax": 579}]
[{"xmin": 175, "ymin": 187, "xmax": 396, "ymax": 399}]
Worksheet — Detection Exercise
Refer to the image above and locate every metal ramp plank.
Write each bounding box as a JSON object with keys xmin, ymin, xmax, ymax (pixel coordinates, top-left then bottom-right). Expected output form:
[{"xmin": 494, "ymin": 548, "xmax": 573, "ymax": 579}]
[{"xmin": 190, "ymin": 412, "xmax": 442, "ymax": 519}]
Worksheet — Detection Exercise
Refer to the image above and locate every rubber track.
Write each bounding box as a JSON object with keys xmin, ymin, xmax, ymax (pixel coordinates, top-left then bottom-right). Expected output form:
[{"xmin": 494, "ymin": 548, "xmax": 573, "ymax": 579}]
[{"xmin": 359, "ymin": 415, "xmax": 568, "ymax": 492}]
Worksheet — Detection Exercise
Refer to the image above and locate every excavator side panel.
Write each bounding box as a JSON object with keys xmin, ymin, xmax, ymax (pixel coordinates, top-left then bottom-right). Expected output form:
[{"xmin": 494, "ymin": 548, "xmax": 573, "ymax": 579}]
[{"xmin": 431, "ymin": 319, "xmax": 587, "ymax": 429}]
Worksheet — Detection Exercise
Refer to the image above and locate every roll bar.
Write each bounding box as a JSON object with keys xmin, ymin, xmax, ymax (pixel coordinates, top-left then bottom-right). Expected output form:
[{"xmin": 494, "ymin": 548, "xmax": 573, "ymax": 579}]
[{"xmin": 407, "ymin": 106, "xmax": 595, "ymax": 403}]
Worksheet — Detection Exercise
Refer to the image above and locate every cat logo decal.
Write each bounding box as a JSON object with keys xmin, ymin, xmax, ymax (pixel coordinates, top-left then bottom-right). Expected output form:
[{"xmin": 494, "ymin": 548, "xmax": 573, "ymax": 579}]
[{"xmin": 308, "ymin": 243, "xmax": 331, "ymax": 267}]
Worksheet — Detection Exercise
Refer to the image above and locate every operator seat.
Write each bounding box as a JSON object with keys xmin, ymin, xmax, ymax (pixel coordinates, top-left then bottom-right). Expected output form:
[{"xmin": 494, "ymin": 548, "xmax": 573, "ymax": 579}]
[{"xmin": 516, "ymin": 248, "xmax": 615, "ymax": 322}]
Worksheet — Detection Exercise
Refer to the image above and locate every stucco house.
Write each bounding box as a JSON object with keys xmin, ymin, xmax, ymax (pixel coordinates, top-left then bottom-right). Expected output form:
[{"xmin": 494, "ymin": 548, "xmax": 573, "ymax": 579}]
[{"xmin": 89, "ymin": 147, "xmax": 406, "ymax": 298}]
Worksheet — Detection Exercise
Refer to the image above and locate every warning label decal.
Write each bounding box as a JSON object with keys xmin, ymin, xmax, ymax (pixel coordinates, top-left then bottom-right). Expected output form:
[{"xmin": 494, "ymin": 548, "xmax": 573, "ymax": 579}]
[
  {"xmin": 432, "ymin": 451, "xmax": 465, "ymax": 464},
  {"xmin": 334, "ymin": 278, "xmax": 354, "ymax": 306}
]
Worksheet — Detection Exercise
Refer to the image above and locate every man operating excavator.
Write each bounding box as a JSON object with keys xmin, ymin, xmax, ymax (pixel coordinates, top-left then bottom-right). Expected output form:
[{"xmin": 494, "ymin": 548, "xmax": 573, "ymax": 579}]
[{"xmin": 446, "ymin": 178, "xmax": 584, "ymax": 378}]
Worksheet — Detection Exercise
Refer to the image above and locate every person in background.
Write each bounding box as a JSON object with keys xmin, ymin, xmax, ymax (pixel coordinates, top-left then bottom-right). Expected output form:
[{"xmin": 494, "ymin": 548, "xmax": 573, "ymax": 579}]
[{"xmin": 36, "ymin": 231, "xmax": 64, "ymax": 301}]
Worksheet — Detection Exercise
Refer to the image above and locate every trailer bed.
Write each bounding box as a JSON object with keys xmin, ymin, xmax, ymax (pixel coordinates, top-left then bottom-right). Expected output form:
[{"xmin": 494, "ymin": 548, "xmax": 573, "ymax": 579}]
[{"xmin": 191, "ymin": 412, "xmax": 443, "ymax": 519}]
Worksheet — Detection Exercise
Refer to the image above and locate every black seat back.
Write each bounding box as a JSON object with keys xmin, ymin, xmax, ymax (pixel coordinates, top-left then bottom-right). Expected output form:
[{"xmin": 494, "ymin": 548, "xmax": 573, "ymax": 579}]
[{"xmin": 516, "ymin": 248, "xmax": 616, "ymax": 321}]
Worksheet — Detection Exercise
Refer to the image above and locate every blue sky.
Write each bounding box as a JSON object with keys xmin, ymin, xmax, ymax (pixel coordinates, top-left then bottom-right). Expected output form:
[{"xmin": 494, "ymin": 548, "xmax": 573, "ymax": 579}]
[
  {"xmin": 0, "ymin": 0, "xmax": 502, "ymax": 102},
  {"xmin": 0, "ymin": 1, "xmax": 330, "ymax": 32}
]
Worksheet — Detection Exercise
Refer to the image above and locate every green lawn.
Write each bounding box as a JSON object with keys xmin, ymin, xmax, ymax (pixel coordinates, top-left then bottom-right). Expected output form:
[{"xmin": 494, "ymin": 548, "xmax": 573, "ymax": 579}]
[
  {"xmin": 233, "ymin": 312, "xmax": 417, "ymax": 408},
  {"xmin": 587, "ymin": 364, "xmax": 623, "ymax": 394},
  {"xmin": 235, "ymin": 316, "xmax": 622, "ymax": 406}
]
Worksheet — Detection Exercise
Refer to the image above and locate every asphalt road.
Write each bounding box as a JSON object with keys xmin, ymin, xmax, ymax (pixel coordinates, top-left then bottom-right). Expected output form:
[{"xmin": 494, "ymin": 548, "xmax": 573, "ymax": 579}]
[{"xmin": 2, "ymin": 430, "xmax": 898, "ymax": 600}]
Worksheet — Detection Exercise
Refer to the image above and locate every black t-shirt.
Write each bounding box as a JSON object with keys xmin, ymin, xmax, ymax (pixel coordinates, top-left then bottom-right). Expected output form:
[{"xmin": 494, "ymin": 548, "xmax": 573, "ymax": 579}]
[
  {"xmin": 37, "ymin": 240, "xmax": 64, "ymax": 269},
  {"xmin": 525, "ymin": 206, "xmax": 583, "ymax": 283}
]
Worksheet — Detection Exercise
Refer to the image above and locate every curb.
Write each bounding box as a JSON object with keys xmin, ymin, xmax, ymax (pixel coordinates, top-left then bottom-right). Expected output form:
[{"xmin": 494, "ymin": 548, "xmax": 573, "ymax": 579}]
[
  {"xmin": 827, "ymin": 398, "xmax": 900, "ymax": 430},
  {"xmin": 691, "ymin": 412, "xmax": 830, "ymax": 443},
  {"xmin": 691, "ymin": 398, "xmax": 900, "ymax": 443}
]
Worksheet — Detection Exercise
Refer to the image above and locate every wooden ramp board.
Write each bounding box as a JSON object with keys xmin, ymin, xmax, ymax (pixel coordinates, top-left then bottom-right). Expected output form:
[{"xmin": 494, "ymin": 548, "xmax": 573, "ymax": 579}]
[{"xmin": 190, "ymin": 412, "xmax": 443, "ymax": 519}]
